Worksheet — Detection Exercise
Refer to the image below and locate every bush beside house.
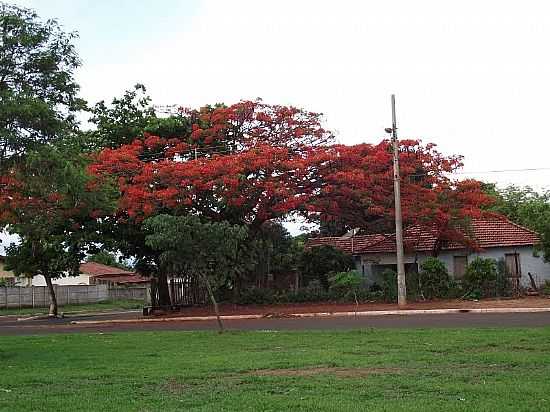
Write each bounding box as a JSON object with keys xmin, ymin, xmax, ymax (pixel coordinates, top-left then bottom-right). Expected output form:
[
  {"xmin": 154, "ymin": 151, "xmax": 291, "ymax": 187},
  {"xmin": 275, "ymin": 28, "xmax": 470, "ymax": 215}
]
[{"xmin": 234, "ymin": 255, "xmax": 518, "ymax": 305}]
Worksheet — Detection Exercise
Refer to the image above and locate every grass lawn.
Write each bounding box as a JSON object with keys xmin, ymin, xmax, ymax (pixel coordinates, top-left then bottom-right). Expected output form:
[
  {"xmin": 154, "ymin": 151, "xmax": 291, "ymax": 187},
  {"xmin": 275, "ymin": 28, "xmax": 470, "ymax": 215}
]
[
  {"xmin": 1, "ymin": 328, "xmax": 549, "ymax": 411},
  {"xmin": 0, "ymin": 299, "xmax": 143, "ymax": 317}
]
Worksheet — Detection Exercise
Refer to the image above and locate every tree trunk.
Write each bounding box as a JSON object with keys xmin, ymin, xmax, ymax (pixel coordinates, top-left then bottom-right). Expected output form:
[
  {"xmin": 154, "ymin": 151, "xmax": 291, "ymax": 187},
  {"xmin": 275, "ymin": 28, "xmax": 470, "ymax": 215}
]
[
  {"xmin": 232, "ymin": 275, "xmax": 242, "ymax": 303},
  {"xmin": 201, "ymin": 273, "xmax": 224, "ymax": 333},
  {"xmin": 156, "ymin": 273, "xmax": 171, "ymax": 307},
  {"xmin": 44, "ymin": 275, "xmax": 58, "ymax": 317}
]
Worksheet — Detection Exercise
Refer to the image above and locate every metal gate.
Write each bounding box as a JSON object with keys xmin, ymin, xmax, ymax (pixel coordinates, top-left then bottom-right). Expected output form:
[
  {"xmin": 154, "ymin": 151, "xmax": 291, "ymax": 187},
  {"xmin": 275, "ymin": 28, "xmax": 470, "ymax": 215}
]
[{"xmin": 150, "ymin": 276, "xmax": 208, "ymax": 308}]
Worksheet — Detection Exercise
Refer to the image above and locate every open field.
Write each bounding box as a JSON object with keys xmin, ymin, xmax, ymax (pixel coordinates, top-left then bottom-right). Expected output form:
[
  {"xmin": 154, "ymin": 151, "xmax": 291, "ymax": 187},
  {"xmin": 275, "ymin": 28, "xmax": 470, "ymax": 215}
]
[
  {"xmin": 0, "ymin": 300, "xmax": 143, "ymax": 317},
  {"xmin": 1, "ymin": 328, "xmax": 549, "ymax": 411}
]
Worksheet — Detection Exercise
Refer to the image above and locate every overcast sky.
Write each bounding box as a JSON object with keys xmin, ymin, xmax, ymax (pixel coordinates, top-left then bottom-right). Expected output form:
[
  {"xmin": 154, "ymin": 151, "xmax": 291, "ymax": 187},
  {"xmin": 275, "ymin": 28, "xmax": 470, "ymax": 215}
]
[
  {"xmin": 12, "ymin": 0, "xmax": 550, "ymax": 187},
  {"xmin": 3, "ymin": 0, "xmax": 550, "ymax": 248}
]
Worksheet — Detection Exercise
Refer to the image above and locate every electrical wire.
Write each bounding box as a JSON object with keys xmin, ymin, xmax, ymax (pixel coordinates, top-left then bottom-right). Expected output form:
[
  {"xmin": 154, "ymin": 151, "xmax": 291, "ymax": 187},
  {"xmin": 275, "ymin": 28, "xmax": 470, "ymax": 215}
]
[
  {"xmin": 135, "ymin": 149, "xmax": 550, "ymax": 176},
  {"xmin": 453, "ymin": 167, "xmax": 550, "ymax": 175}
]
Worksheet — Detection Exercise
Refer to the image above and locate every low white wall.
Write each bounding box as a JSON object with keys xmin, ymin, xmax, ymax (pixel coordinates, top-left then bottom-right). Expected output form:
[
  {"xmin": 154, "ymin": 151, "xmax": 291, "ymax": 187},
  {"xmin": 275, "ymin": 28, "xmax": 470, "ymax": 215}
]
[{"xmin": 0, "ymin": 285, "xmax": 109, "ymax": 308}]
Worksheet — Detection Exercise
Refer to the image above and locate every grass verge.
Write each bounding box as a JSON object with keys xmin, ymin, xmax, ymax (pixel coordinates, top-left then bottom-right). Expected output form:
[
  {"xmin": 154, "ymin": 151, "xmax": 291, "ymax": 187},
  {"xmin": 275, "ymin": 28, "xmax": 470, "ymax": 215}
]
[{"xmin": 0, "ymin": 327, "xmax": 549, "ymax": 411}]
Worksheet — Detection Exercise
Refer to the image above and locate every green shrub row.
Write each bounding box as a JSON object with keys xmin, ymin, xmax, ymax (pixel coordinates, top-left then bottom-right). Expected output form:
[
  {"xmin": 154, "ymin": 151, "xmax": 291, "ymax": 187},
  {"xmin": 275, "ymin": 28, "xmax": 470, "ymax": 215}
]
[
  {"xmin": 235, "ymin": 284, "xmax": 383, "ymax": 305},
  {"xmin": 234, "ymin": 256, "xmax": 517, "ymax": 305}
]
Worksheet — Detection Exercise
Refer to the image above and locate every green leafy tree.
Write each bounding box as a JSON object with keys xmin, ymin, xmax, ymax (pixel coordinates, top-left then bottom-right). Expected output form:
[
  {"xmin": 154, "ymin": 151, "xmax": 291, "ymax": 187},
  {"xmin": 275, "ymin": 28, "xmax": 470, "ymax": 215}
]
[
  {"xmin": 144, "ymin": 214, "xmax": 248, "ymax": 332},
  {"xmin": 1, "ymin": 144, "xmax": 116, "ymax": 316},
  {"xmin": 85, "ymin": 85, "xmax": 191, "ymax": 305},
  {"xmin": 0, "ymin": 3, "xmax": 84, "ymax": 168},
  {"xmin": 299, "ymin": 245, "xmax": 354, "ymax": 291},
  {"xmin": 86, "ymin": 84, "xmax": 189, "ymax": 150},
  {"xmin": 484, "ymin": 184, "xmax": 550, "ymax": 261},
  {"xmin": 87, "ymin": 250, "xmax": 133, "ymax": 271},
  {"xmin": 248, "ymin": 223, "xmax": 303, "ymax": 285}
]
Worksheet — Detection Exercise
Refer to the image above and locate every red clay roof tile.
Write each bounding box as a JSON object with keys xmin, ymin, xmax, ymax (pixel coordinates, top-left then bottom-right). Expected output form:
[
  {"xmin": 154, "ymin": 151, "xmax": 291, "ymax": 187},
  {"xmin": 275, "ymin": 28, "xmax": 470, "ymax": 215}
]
[
  {"xmin": 307, "ymin": 218, "xmax": 540, "ymax": 254},
  {"xmin": 79, "ymin": 262, "xmax": 134, "ymax": 277}
]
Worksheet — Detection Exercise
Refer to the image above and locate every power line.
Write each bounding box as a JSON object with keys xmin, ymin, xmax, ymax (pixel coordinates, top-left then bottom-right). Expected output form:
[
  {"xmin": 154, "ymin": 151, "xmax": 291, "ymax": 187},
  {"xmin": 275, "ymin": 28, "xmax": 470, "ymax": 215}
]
[
  {"xmin": 134, "ymin": 149, "xmax": 550, "ymax": 176},
  {"xmin": 404, "ymin": 167, "xmax": 550, "ymax": 179},
  {"xmin": 452, "ymin": 167, "xmax": 550, "ymax": 175}
]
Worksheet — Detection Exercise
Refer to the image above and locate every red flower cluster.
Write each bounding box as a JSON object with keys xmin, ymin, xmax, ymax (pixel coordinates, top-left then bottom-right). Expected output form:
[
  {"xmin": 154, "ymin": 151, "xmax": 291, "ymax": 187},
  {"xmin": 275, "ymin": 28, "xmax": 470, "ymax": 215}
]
[{"xmin": 91, "ymin": 101, "xmax": 492, "ymax": 242}]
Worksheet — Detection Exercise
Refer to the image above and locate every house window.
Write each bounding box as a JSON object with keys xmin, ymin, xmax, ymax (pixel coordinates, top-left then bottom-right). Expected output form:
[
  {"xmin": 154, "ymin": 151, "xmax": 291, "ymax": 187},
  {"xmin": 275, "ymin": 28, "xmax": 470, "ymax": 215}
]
[
  {"xmin": 453, "ymin": 256, "xmax": 468, "ymax": 279},
  {"xmin": 505, "ymin": 253, "xmax": 521, "ymax": 278}
]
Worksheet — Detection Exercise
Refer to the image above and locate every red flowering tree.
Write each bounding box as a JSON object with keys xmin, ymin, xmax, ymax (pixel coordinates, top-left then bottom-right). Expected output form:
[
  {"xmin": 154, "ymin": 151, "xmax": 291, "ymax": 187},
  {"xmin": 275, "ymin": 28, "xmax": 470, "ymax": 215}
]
[
  {"xmin": 0, "ymin": 144, "xmax": 116, "ymax": 316},
  {"xmin": 92, "ymin": 100, "xmax": 492, "ymax": 295},
  {"xmin": 91, "ymin": 100, "xmax": 334, "ymax": 299},
  {"xmin": 312, "ymin": 140, "xmax": 493, "ymax": 250},
  {"xmin": 92, "ymin": 100, "xmax": 333, "ymax": 225}
]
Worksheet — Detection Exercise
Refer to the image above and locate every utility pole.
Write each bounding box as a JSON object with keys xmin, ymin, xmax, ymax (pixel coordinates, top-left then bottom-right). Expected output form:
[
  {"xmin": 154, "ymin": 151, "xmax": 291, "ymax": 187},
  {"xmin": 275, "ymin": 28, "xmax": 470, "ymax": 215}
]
[{"xmin": 386, "ymin": 94, "xmax": 407, "ymax": 307}]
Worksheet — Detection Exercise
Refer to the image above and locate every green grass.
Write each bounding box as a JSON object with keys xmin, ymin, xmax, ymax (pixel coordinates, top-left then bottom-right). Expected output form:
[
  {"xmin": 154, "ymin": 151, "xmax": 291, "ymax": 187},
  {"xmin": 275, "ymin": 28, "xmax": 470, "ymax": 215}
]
[
  {"xmin": 0, "ymin": 299, "xmax": 143, "ymax": 317},
  {"xmin": 1, "ymin": 328, "xmax": 550, "ymax": 411}
]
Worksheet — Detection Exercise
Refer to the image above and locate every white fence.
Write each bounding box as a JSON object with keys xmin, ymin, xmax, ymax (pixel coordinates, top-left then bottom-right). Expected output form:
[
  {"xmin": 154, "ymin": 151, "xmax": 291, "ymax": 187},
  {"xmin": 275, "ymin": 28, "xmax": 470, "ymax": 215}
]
[{"xmin": 0, "ymin": 285, "xmax": 149, "ymax": 309}]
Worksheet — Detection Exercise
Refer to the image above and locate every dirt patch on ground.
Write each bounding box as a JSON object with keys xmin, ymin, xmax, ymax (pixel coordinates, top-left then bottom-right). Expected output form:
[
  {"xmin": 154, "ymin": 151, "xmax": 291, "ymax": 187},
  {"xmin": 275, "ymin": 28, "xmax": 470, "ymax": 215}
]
[
  {"xmin": 152, "ymin": 296, "xmax": 550, "ymax": 318},
  {"xmin": 161, "ymin": 378, "xmax": 194, "ymax": 394},
  {"xmin": 248, "ymin": 366, "xmax": 402, "ymax": 378}
]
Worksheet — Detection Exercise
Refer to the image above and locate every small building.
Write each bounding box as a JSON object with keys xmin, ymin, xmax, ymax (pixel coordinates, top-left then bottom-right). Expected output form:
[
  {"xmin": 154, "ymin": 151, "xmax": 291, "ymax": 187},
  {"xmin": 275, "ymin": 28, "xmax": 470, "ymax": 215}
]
[
  {"xmin": 307, "ymin": 218, "xmax": 549, "ymax": 288},
  {"xmin": 29, "ymin": 262, "xmax": 149, "ymax": 287},
  {"xmin": 0, "ymin": 255, "xmax": 16, "ymax": 286}
]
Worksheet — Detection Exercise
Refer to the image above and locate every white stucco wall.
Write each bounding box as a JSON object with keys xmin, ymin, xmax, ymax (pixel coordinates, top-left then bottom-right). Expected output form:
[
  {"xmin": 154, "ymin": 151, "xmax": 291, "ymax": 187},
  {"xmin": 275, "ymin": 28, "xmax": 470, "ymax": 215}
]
[
  {"xmin": 30, "ymin": 274, "xmax": 92, "ymax": 286},
  {"xmin": 356, "ymin": 245, "xmax": 550, "ymax": 287}
]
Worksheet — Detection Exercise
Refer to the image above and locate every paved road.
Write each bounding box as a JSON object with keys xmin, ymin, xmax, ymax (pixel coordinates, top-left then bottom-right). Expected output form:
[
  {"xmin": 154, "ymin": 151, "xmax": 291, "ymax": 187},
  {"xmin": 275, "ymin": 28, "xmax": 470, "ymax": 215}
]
[{"xmin": 1, "ymin": 311, "xmax": 550, "ymax": 336}]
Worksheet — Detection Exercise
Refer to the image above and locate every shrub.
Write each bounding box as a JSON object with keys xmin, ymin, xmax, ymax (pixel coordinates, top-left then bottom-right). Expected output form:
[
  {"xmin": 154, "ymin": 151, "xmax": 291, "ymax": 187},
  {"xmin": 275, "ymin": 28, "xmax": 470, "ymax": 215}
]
[
  {"xmin": 418, "ymin": 257, "xmax": 450, "ymax": 299},
  {"xmin": 380, "ymin": 269, "xmax": 398, "ymax": 302},
  {"xmin": 404, "ymin": 270, "xmax": 421, "ymax": 300},
  {"xmin": 541, "ymin": 280, "xmax": 550, "ymax": 296},
  {"xmin": 446, "ymin": 278, "xmax": 463, "ymax": 299},
  {"xmin": 463, "ymin": 257, "xmax": 498, "ymax": 298},
  {"xmin": 235, "ymin": 276, "xmax": 385, "ymax": 305},
  {"xmin": 287, "ymin": 288, "xmax": 333, "ymax": 303},
  {"xmin": 236, "ymin": 288, "xmax": 277, "ymax": 305},
  {"xmin": 299, "ymin": 245, "xmax": 354, "ymax": 291},
  {"xmin": 379, "ymin": 268, "xmax": 426, "ymax": 302},
  {"xmin": 329, "ymin": 270, "xmax": 362, "ymax": 293}
]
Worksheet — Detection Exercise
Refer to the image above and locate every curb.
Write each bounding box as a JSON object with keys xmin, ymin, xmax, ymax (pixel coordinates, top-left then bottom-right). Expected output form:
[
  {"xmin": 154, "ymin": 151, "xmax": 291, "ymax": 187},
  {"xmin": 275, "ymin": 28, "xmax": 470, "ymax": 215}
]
[
  {"xmin": 14, "ymin": 309, "xmax": 142, "ymax": 322},
  {"xmin": 70, "ymin": 306, "xmax": 550, "ymax": 326}
]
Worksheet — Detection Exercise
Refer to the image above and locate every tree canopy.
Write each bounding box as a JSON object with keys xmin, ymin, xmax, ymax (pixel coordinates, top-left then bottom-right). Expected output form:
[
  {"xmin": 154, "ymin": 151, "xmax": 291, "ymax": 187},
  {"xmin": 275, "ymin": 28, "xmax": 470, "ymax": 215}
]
[
  {"xmin": 1, "ymin": 143, "xmax": 116, "ymax": 315},
  {"xmin": 0, "ymin": 2, "xmax": 84, "ymax": 167},
  {"xmin": 144, "ymin": 214, "xmax": 248, "ymax": 330},
  {"xmin": 484, "ymin": 184, "xmax": 550, "ymax": 261}
]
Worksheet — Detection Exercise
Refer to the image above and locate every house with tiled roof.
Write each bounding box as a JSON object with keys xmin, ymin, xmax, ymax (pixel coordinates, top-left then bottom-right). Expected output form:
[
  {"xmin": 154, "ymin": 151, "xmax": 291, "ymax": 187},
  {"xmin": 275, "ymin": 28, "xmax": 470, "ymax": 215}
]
[
  {"xmin": 307, "ymin": 218, "xmax": 549, "ymax": 288},
  {"xmin": 29, "ymin": 262, "xmax": 149, "ymax": 287}
]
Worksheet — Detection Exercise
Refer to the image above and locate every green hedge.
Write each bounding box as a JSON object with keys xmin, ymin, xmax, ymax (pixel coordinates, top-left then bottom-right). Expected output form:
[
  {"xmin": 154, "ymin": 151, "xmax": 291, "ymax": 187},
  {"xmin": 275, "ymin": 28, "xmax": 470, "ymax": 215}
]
[{"xmin": 234, "ymin": 286, "xmax": 383, "ymax": 305}]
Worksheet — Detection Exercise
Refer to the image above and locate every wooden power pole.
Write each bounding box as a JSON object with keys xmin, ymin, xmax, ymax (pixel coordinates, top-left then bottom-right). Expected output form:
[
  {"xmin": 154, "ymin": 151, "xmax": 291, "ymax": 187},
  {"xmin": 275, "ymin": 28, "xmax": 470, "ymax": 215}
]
[{"xmin": 388, "ymin": 94, "xmax": 407, "ymax": 307}]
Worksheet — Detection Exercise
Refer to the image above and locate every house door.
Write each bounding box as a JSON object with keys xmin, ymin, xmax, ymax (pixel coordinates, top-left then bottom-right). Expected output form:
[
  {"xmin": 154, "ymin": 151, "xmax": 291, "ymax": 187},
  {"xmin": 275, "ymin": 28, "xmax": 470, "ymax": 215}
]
[{"xmin": 505, "ymin": 253, "xmax": 521, "ymax": 294}]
